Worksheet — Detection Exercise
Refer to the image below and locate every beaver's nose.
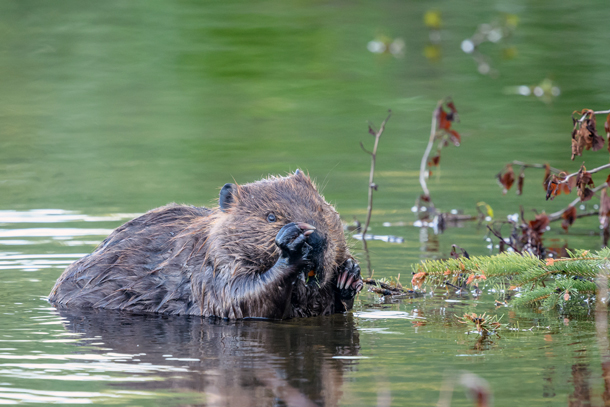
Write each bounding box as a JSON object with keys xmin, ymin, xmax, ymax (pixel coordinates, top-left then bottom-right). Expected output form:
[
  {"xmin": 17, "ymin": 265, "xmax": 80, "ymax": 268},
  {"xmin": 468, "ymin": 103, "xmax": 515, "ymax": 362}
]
[{"xmin": 296, "ymin": 222, "xmax": 316, "ymax": 236}]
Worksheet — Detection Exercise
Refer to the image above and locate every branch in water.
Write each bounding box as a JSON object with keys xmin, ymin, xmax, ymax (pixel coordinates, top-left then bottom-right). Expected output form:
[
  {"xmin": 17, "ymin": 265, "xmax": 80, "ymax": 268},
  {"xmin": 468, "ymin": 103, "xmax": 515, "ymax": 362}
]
[{"xmin": 361, "ymin": 110, "xmax": 392, "ymax": 239}]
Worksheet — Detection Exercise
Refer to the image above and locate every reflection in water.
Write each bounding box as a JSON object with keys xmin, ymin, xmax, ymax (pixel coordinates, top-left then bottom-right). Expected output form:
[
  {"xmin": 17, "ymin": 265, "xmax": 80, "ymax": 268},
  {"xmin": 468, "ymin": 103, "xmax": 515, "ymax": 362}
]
[
  {"xmin": 597, "ymin": 267, "xmax": 610, "ymax": 407},
  {"xmin": 58, "ymin": 309, "xmax": 360, "ymax": 407},
  {"xmin": 419, "ymin": 227, "xmax": 440, "ymax": 257},
  {"xmin": 569, "ymin": 363, "xmax": 592, "ymax": 407}
]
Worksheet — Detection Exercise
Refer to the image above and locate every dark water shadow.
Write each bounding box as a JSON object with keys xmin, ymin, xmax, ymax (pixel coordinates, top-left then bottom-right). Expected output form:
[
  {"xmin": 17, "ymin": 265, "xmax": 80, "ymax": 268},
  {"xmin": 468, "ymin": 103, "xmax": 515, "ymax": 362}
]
[{"xmin": 57, "ymin": 308, "xmax": 361, "ymax": 407}]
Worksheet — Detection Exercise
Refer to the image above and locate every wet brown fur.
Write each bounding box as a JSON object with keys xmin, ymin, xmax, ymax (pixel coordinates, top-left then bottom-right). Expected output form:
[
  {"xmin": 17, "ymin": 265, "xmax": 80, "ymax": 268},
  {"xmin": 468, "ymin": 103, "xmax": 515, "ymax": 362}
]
[{"xmin": 49, "ymin": 172, "xmax": 354, "ymax": 319}]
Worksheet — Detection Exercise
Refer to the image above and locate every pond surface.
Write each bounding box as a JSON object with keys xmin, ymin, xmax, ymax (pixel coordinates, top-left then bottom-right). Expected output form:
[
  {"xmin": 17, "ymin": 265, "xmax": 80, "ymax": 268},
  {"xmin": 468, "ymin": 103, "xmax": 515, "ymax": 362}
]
[{"xmin": 1, "ymin": 1, "xmax": 610, "ymax": 405}]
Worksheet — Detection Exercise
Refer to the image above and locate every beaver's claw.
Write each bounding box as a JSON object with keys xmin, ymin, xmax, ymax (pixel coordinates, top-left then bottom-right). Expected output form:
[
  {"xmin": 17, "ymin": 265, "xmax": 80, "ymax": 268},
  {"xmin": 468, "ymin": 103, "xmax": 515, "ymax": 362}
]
[
  {"xmin": 275, "ymin": 222, "xmax": 314, "ymax": 268},
  {"xmin": 337, "ymin": 258, "xmax": 362, "ymax": 299}
]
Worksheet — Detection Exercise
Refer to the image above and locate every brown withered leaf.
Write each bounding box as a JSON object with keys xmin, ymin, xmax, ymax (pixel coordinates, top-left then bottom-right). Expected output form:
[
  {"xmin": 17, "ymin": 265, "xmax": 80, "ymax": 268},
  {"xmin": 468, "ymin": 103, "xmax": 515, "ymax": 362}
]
[
  {"xmin": 529, "ymin": 213, "xmax": 550, "ymax": 235},
  {"xmin": 411, "ymin": 271, "xmax": 428, "ymax": 289},
  {"xmin": 571, "ymin": 109, "xmax": 604, "ymax": 159},
  {"xmin": 444, "ymin": 99, "xmax": 459, "ymax": 123},
  {"xmin": 439, "ymin": 107, "xmax": 451, "ymax": 131},
  {"xmin": 599, "ymin": 188, "xmax": 610, "ymax": 229},
  {"xmin": 546, "ymin": 173, "xmax": 568, "ymax": 200},
  {"xmin": 576, "ymin": 165, "xmax": 595, "ymax": 202},
  {"xmin": 437, "ymin": 99, "xmax": 460, "ymax": 145},
  {"xmin": 542, "ymin": 163, "xmax": 551, "ymax": 191},
  {"xmin": 579, "ymin": 187, "xmax": 595, "ymax": 202},
  {"xmin": 448, "ymin": 129, "xmax": 461, "ymax": 146},
  {"xmin": 447, "ymin": 100, "xmax": 458, "ymax": 117},
  {"xmin": 497, "ymin": 164, "xmax": 515, "ymax": 194},
  {"xmin": 546, "ymin": 176, "xmax": 560, "ymax": 200},
  {"xmin": 561, "ymin": 205, "xmax": 577, "ymax": 232},
  {"xmin": 516, "ymin": 168, "xmax": 525, "ymax": 195},
  {"xmin": 520, "ymin": 213, "xmax": 550, "ymax": 256},
  {"xmin": 428, "ymin": 154, "xmax": 441, "ymax": 167},
  {"xmin": 606, "ymin": 113, "xmax": 610, "ymax": 153}
]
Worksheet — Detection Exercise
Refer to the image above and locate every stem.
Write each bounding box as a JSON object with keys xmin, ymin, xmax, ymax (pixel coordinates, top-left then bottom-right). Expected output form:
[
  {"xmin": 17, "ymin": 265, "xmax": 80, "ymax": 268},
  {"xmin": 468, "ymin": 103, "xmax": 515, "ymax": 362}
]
[
  {"xmin": 510, "ymin": 160, "xmax": 562, "ymax": 174},
  {"xmin": 579, "ymin": 109, "xmax": 610, "ymax": 122},
  {"xmin": 562, "ymin": 164, "xmax": 610, "ymax": 183},
  {"xmin": 361, "ymin": 110, "xmax": 392, "ymax": 238},
  {"xmin": 486, "ymin": 224, "xmax": 522, "ymax": 254},
  {"xmin": 548, "ymin": 182, "xmax": 608, "ymax": 221},
  {"xmin": 419, "ymin": 101, "xmax": 442, "ymax": 198},
  {"xmin": 361, "ymin": 239, "xmax": 373, "ymax": 277}
]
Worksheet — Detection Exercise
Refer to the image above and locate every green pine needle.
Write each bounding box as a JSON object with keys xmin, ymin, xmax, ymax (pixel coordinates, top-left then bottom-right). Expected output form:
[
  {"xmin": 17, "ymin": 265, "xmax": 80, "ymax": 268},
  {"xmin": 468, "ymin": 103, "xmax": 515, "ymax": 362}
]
[{"xmin": 411, "ymin": 249, "xmax": 610, "ymax": 313}]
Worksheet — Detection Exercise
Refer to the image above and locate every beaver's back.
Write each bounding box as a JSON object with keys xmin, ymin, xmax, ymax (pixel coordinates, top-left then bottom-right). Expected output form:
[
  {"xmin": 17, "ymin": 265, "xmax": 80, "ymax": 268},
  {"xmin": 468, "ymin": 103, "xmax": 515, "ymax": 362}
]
[{"xmin": 49, "ymin": 204, "xmax": 211, "ymax": 315}]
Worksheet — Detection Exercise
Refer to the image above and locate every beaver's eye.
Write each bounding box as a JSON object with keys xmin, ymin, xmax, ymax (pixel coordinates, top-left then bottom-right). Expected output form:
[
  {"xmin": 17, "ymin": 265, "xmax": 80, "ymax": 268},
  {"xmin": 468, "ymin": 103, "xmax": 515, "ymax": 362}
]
[{"xmin": 267, "ymin": 213, "xmax": 277, "ymax": 223}]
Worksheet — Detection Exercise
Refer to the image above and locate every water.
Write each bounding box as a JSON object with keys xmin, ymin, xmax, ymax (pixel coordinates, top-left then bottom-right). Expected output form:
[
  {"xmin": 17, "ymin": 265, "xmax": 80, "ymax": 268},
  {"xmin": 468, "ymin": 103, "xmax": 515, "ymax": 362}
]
[{"xmin": 1, "ymin": 0, "xmax": 610, "ymax": 405}]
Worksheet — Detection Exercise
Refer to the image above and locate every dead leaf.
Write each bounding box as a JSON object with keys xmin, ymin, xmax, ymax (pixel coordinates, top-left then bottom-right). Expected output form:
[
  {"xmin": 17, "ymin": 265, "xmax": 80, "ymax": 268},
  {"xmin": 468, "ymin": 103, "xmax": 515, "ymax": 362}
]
[
  {"xmin": 572, "ymin": 109, "xmax": 604, "ymax": 159},
  {"xmin": 437, "ymin": 99, "xmax": 461, "ymax": 146},
  {"xmin": 448, "ymin": 129, "xmax": 461, "ymax": 146},
  {"xmin": 576, "ymin": 165, "xmax": 595, "ymax": 202},
  {"xmin": 606, "ymin": 113, "xmax": 610, "ymax": 153},
  {"xmin": 542, "ymin": 163, "xmax": 551, "ymax": 192},
  {"xmin": 497, "ymin": 164, "xmax": 515, "ymax": 194},
  {"xmin": 516, "ymin": 168, "xmax": 525, "ymax": 195},
  {"xmin": 428, "ymin": 154, "xmax": 441, "ymax": 167},
  {"xmin": 439, "ymin": 107, "xmax": 451, "ymax": 131},
  {"xmin": 411, "ymin": 271, "xmax": 428, "ymax": 289},
  {"xmin": 529, "ymin": 213, "xmax": 550, "ymax": 235},
  {"xmin": 561, "ymin": 205, "xmax": 577, "ymax": 232},
  {"xmin": 546, "ymin": 173, "xmax": 569, "ymax": 200}
]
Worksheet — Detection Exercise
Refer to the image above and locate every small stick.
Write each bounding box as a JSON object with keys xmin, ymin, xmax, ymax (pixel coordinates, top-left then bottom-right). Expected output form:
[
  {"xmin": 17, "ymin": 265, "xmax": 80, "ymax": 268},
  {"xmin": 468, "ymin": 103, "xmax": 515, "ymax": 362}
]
[
  {"xmin": 486, "ymin": 224, "xmax": 522, "ymax": 254},
  {"xmin": 510, "ymin": 160, "xmax": 562, "ymax": 174},
  {"xmin": 578, "ymin": 109, "xmax": 610, "ymax": 122},
  {"xmin": 560, "ymin": 164, "xmax": 610, "ymax": 184},
  {"xmin": 419, "ymin": 101, "xmax": 442, "ymax": 198},
  {"xmin": 361, "ymin": 110, "xmax": 392, "ymax": 238},
  {"xmin": 548, "ymin": 182, "xmax": 608, "ymax": 220}
]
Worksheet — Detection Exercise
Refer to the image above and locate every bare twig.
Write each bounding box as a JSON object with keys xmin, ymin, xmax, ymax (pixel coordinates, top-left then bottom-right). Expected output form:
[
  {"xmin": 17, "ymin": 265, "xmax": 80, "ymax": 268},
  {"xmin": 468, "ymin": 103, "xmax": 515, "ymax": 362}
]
[
  {"xmin": 363, "ymin": 278, "xmax": 415, "ymax": 296},
  {"xmin": 548, "ymin": 182, "xmax": 608, "ymax": 220},
  {"xmin": 361, "ymin": 110, "xmax": 392, "ymax": 238},
  {"xmin": 561, "ymin": 164, "xmax": 610, "ymax": 184},
  {"xmin": 361, "ymin": 238, "xmax": 373, "ymax": 277},
  {"xmin": 486, "ymin": 224, "xmax": 522, "ymax": 254},
  {"xmin": 419, "ymin": 101, "xmax": 442, "ymax": 198},
  {"xmin": 510, "ymin": 160, "xmax": 562, "ymax": 174},
  {"xmin": 359, "ymin": 142, "xmax": 373, "ymax": 155},
  {"xmin": 578, "ymin": 109, "xmax": 610, "ymax": 122}
]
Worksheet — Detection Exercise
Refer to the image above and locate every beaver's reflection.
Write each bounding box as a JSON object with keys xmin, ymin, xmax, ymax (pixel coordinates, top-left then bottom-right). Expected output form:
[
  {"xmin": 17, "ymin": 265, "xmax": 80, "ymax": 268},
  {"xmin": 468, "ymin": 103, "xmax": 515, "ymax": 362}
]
[{"xmin": 58, "ymin": 309, "xmax": 360, "ymax": 407}]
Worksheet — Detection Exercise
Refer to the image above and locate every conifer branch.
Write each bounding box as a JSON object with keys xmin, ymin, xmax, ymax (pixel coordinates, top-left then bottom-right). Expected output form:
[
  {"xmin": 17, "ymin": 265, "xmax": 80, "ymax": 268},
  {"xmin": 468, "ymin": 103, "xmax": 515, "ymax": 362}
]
[{"xmin": 410, "ymin": 249, "xmax": 610, "ymax": 312}]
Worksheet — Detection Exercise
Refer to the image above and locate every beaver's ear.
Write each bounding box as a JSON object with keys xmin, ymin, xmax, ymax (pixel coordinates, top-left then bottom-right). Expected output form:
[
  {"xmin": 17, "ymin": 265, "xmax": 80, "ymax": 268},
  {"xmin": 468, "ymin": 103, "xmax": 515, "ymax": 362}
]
[
  {"xmin": 219, "ymin": 183, "xmax": 238, "ymax": 212},
  {"xmin": 294, "ymin": 169, "xmax": 308, "ymax": 180}
]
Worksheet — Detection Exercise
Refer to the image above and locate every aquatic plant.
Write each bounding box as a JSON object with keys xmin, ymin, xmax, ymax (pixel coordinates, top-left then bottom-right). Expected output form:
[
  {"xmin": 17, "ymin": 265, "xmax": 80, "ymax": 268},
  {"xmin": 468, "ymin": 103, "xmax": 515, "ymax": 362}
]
[{"xmin": 458, "ymin": 312, "xmax": 504, "ymax": 335}]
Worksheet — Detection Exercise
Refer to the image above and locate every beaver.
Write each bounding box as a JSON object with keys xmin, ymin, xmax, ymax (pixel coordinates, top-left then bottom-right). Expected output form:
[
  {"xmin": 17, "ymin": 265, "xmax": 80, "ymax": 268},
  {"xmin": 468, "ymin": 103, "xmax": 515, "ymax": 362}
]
[{"xmin": 48, "ymin": 170, "xmax": 363, "ymax": 319}]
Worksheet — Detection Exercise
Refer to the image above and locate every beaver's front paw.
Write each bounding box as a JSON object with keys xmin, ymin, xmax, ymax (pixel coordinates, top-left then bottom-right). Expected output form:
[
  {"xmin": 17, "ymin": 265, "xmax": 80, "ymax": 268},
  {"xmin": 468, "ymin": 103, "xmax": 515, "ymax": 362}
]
[
  {"xmin": 275, "ymin": 222, "xmax": 316, "ymax": 268},
  {"xmin": 337, "ymin": 258, "xmax": 363, "ymax": 300}
]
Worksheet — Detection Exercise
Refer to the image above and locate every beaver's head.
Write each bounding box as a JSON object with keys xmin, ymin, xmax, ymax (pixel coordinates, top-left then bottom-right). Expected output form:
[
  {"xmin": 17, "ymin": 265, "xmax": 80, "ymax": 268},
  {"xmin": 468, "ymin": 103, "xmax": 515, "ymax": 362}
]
[{"xmin": 212, "ymin": 170, "xmax": 348, "ymax": 287}]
